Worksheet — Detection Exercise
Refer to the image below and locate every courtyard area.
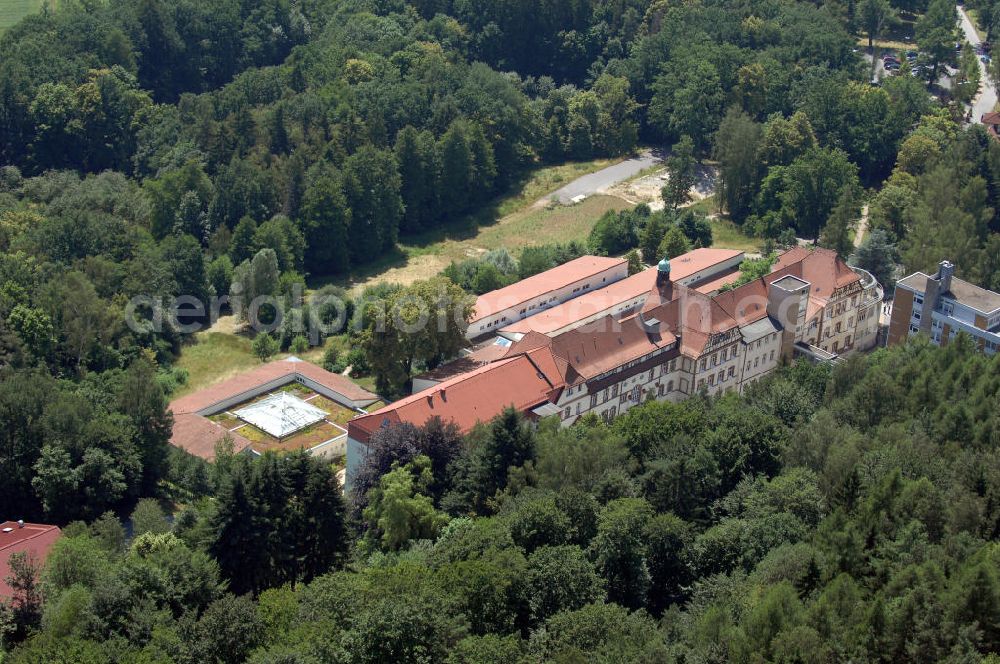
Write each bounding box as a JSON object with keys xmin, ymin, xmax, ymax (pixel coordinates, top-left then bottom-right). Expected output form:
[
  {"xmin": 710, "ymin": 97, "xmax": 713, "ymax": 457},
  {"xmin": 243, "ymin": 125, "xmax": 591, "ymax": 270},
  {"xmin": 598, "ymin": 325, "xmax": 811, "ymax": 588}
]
[{"xmin": 205, "ymin": 382, "xmax": 357, "ymax": 453}]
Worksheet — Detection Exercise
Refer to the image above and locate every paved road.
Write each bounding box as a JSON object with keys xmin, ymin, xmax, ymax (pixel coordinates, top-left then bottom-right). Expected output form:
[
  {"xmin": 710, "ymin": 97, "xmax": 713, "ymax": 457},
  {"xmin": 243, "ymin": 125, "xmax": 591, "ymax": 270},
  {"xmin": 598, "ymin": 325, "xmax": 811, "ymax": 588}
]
[
  {"xmin": 959, "ymin": 5, "xmax": 997, "ymax": 122},
  {"xmin": 550, "ymin": 149, "xmax": 665, "ymax": 204},
  {"xmin": 854, "ymin": 204, "xmax": 869, "ymax": 249}
]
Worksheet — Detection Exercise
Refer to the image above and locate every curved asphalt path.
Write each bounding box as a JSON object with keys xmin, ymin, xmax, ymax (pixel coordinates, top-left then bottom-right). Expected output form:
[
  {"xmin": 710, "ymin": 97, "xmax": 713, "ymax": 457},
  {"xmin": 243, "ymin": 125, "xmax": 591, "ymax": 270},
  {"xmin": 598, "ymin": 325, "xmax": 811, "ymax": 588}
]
[{"xmin": 550, "ymin": 149, "xmax": 665, "ymax": 204}]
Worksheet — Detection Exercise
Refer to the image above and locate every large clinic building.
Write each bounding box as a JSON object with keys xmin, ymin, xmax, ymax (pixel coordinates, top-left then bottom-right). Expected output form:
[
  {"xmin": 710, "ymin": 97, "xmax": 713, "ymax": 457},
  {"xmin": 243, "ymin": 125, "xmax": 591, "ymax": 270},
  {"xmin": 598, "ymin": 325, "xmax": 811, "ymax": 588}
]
[
  {"xmin": 888, "ymin": 260, "xmax": 1000, "ymax": 354},
  {"xmin": 348, "ymin": 247, "xmax": 881, "ymax": 480}
]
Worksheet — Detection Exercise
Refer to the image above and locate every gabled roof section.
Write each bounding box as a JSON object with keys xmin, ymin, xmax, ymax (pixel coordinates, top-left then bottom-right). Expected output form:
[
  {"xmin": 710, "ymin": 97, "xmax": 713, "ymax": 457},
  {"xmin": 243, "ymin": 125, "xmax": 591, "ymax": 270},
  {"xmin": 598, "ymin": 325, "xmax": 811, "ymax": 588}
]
[
  {"xmin": 499, "ymin": 268, "xmax": 657, "ymax": 335},
  {"xmin": 546, "ymin": 311, "xmax": 677, "ymax": 381},
  {"xmin": 471, "ymin": 255, "xmax": 625, "ymax": 322},
  {"xmin": 1, "ymin": 522, "xmax": 61, "ymax": 599},
  {"xmin": 771, "ymin": 246, "xmax": 860, "ymax": 298},
  {"xmin": 712, "ymin": 279, "xmax": 770, "ymax": 326},
  {"xmin": 494, "ymin": 249, "xmax": 742, "ymax": 336},
  {"xmin": 348, "ymin": 355, "xmax": 561, "ymax": 443},
  {"xmin": 170, "ymin": 413, "xmax": 252, "ymax": 460},
  {"xmin": 667, "ymin": 248, "xmax": 744, "ymax": 278}
]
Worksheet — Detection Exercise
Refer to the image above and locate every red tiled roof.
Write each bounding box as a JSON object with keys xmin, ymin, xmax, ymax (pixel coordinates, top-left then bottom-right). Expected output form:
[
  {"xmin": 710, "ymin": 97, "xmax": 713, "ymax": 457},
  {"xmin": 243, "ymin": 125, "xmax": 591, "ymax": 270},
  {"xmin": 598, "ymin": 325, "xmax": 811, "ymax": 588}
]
[
  {"xmin": 694, "ymin": 269, "xmax": 742, "ymax": 294},
  {"xmin": 499, "ymin": 268, "xmax": 656, "ymax": 335},
  {"xmin": 667, "ymin": 248, "xmax": 744, "ymax": 279},
  {"xmin": 0, "ymin": 522, "xmax": 60, "ymax": 599},
  {"xmin": 347, "ymin": 247, "xmax": 859, "ymax": 441},
  {"xmin": 171, "ymin": 412, "xmax": 252, "ymax": 460},
  {"xmin": 982, "ymin": 112, "xmax": 1000, "ymax": 125},
  {"xmin": 769, "ymin": 247, "xmax": 860, "ymax": 319},
  {"xmin": 348, "ymin": 355, "xmax": 559, "ymax": 444},
  {"xmin": 712, "ymin": 279, "xmax": 770, "ymax": 326},
  {"xmin": 542, "ymin": 313, "xmax": 677, "ymax": 381},
  {"xmin": 471, "ymin": 256, "xmax": 626, "ymax": 322},
  {"xmin": 411, "ymin": 339, "xmax": 513, "ymax": 384},
  {"xmin": 499, "ymin": 248, "xmax": 742, "ymax": 336}
]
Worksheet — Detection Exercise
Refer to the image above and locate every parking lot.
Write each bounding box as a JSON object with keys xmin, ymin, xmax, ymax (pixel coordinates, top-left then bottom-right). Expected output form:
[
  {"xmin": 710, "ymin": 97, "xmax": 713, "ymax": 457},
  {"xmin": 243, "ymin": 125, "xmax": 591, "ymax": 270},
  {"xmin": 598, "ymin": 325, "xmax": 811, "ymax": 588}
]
[{"xmin": 865, "ymin": 47, "xmax": 956, "ymax": 88}]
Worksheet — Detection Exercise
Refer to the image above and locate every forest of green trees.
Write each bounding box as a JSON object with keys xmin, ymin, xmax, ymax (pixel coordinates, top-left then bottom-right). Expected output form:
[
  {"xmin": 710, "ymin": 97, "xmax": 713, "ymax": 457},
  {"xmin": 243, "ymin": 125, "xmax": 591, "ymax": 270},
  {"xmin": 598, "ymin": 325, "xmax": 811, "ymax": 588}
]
[
  {"xmin": 1, "ymin": 0, "xmax": 1000, "ymax": 383},
  {"xmin": 5, "ymin": 338, "xmax": 1000, "ymax": 662},
  {"xmin": 4, "ymin": 0, "xmax": 1000, "ymax": 660}
]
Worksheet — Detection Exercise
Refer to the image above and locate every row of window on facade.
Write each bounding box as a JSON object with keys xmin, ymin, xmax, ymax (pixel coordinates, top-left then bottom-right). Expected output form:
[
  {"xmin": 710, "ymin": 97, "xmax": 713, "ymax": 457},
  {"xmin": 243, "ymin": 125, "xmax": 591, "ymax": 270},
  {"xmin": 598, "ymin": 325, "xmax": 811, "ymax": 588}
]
[
  {"xmin": 569, "ymin": 376, "xmax": 691, "ymax": 421},
  {"xmin": 697, "ymin": 365, "xmax": 738, "ymax": 390},
  {"xmin": 828, "ymin": 294, "xmax": 860, "ymax": 317},
  {"xmin": 577, "ymin": 359, "xmax": 685, "ymax": 413},
  {"xmin": 821, "ymin": 318, "xmax": 852, "ymax": 337},
  {"xmin": 697, "ymin": 332, "xmax": 778, "ymax": 373},
  {"xmin": 479, "ymin": 315, "xmax": 510, "ymax": 331}
]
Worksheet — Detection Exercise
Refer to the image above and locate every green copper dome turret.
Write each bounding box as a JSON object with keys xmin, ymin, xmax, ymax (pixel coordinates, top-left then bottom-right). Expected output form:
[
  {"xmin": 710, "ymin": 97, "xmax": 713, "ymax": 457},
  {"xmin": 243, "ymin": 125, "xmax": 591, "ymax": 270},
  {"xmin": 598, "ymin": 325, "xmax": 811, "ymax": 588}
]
[{"xmin": 655, "ymin": 257, "xmax": 672, "ymax": 288}]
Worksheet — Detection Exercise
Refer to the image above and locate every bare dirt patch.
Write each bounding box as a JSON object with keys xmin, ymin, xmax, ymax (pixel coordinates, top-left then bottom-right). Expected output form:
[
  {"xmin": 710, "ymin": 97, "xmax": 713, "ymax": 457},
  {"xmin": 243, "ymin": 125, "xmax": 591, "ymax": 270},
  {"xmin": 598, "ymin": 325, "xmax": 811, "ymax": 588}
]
[{"xmin": 604, "ymin": 164, "xmax": 718, "ymax": 210}]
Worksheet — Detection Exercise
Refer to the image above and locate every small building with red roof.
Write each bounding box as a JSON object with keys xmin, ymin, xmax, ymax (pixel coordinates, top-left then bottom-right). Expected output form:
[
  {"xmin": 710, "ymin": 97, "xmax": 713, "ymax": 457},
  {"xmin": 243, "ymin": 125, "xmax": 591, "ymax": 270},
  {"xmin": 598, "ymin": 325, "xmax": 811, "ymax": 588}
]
[
  {"xmin": 467, "ymin": 255, "xmax": 628, "ymax": 339},
  {"xmin": 0, "ymin": 521, "xmax": 61, "ymax": 600},
  {"xmin": 495, "ymin": 248, "xmax": 744, "ymax": 340},
  {"xmin": 982, "ymin": 112, "xmax": 1000, "ymax": 139},
  {"xmin": 170, "ymin": 357, "xmax": 379, "ymax": 460}
]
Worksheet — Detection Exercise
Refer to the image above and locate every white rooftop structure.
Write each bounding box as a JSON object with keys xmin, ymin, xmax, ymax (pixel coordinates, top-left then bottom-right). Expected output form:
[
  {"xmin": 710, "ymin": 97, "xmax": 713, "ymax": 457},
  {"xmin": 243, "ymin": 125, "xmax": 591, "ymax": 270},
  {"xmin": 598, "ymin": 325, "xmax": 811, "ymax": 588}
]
[{"xmin": 234, "ymin": 392, "xmax": 327, "ymax": 438}]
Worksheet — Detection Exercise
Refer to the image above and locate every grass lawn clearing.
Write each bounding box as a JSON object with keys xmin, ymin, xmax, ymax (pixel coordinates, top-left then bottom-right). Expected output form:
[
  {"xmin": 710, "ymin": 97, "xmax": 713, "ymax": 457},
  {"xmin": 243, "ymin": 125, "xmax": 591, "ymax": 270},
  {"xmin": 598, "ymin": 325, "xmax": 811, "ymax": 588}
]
[
  {"xmin": 0, "ymin": 0, "xmax": 47, "ymax": 33},
  {"xmin": 710, "ymin": 217, "xmax": 761, "ymax": 253},
  {"xmin": 173, "ymin": 331, "xmax": 258, "ymax": 398},
  {"xmin": 474, "ymin": 194, "xmax": 630, "ymax": 254},
  {"xmin": 171, "ymin": 328, "xmax": 365, "ymax": 399},
  {"xmin": 308, "ymin": 396, "xmax": 362, "ymax": 427},
  {"xmin": 238, "ymin": 420, "xmax": 346, "ymax": 453},
  {"xmin": 309, "ymin": 157, "xmax": 627, "ymax": 295},
  {"xmin": 329, "ymin": 194, "xmax": 631, "ymax": 295},
  {"xmin": 207, "ymin": 413, "xmax": 242, "ymax": 429}
]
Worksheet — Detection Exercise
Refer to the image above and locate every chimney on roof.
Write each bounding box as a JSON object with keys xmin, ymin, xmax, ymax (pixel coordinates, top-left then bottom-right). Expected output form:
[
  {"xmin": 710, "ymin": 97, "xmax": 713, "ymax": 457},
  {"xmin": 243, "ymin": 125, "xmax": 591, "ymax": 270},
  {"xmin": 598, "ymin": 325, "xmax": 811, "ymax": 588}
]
[
  {"xmin": 17, "ymin": 520, "xmax": 24, "ymax": 528},
  {"xmin": 641, "ymin": 315, "xmax": 662, "ymax": 341},
  {"xmin": 937, "ymin": 260, "xmax": 955, "ymax": 293},
  {"xmin": 440, "ymin": 388, "xmax": 446, "ymax": 401}
]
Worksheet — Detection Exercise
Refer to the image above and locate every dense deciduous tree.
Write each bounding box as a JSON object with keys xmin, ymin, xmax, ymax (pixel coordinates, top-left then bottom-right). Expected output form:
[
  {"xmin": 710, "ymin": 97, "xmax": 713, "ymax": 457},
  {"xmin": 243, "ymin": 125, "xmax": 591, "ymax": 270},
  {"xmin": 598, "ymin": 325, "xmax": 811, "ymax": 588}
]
[
  {"xmin": 916, "ymin": 0, "xmax": 958, "ymax": 79},
  {"xmin": 850, "ymin": 228, "xmax": 899, "ymax": 290},
  {"xmin": 715, "ymin": 109, "xmax": 762, "ymax": 222},
  {"xmin": 662, "ymin": 136, "xmax": 697, "ymax": 211},
  {"xmin": 359, "ymin": 276, "xmax": 472, "ymax": 395},
  {"xmin": 301, "ymin": 163, "xmax": 351, "ymax": 274}
]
